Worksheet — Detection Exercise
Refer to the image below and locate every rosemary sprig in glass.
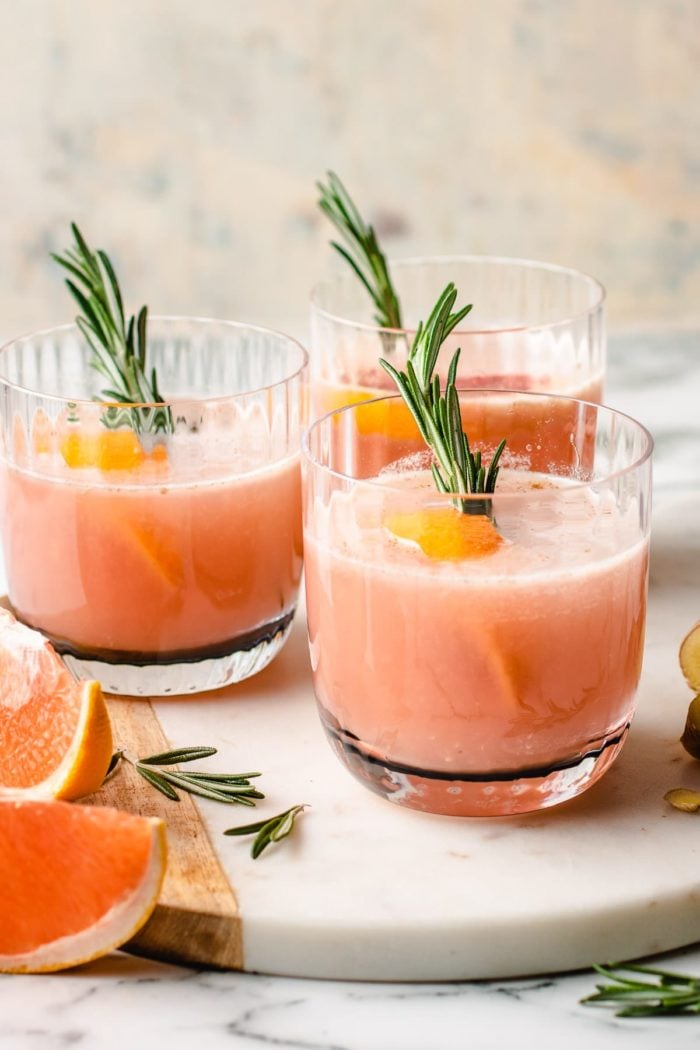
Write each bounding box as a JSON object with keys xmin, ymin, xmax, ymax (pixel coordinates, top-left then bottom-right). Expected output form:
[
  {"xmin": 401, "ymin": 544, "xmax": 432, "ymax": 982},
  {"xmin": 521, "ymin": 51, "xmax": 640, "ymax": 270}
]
[
  {"xmin": 582, "ymin": 963, "xmax": 700, "ymax": 1017},
  {"xmin": 52, "ymin": 223, "xmax": 172, "ymax": 434},
  {"xmin": 379, "ymin": 282, "xmax": 506, "ymax": 519},
  {"xmin": 224, "ymin": 805, "xmax": 307, "ymax": 859},
  {"xmin": 108, "ymin": 746, "xmax": 264, "ymax": 806},
  {"xmin": 317, "ymin": 171, "xmax": 403, "ymax": 330}
]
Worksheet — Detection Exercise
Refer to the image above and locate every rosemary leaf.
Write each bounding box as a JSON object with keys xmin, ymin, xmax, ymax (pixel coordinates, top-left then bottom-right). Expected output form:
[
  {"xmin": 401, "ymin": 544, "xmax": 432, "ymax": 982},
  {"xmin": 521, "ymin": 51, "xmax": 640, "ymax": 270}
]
[
  {"xmin": 581, "ymin": 964, "xmax": 700, "ymax": 1017},
  {"xmin": 96, "ymin": 249, "xmax": 125, "ymax": 331},
  {"xmin": 251, "ymin": 826, "xmax": 276, "ymax": 860},
  {"xmin": 180, "ymin": 770, "xmax": 262, "ymax": 783},
  {"xmin": 152, "ymin": 769, "xmax": 250, "ymax": 805},
  {"xmin": 330, "ymin": 241, "xmax": 378, "ymax": 304},
  {"xmin": 224, "ymin": 805, "xmax": 307, "ymax": 859},
  {"xmin": 114, "ymin": 743, "xmax": 266, "ymax": 809},
  {"xmin": 53, "ymin": 223, "xmax": 173, "ymax": 434},
  {"xmin": 170, "ymin": 772, "xmax": 264, "ymax": 802},
  {"xmin": 223, "ymin": 818, "xmax": 270, "ymax": 837},
  {"xmin": 269, "ymin": 806, "xmax": 300, "ymax": 841},
  {"xmin": 175, "ymin": 781, "xmax": 265, "ymax": 798},
  {"xmin": 136, "ymin": 765, "xmax": 180, "ymax": 801},
  {"xmin": 138, "ymin": 746, "xmax": 218, "ymax": 766},
  {"xmin": 317, "ymin": 172, "xmax": 403, "ymax": 330},
  {"xmin": 379, "ymin": 283, "xmax": 506, "ymax": 520}
]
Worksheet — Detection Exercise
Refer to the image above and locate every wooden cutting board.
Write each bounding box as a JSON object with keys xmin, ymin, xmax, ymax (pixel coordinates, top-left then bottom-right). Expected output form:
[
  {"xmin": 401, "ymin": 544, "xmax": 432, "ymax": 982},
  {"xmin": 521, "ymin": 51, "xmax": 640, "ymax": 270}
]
[
  {"xmin": 76, "ymin": 547, "xmax": 700, "ymax": 980},
  {"xmin": 86, "ymin": 697, "xmax": 242, "ymax": 971}
]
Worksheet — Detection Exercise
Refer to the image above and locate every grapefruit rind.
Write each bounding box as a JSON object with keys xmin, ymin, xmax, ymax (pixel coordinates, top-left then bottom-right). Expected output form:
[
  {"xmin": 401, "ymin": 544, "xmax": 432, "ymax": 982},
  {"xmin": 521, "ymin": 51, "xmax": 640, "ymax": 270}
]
[
  {"xmin": 43, "ymin": 680, "xmax": 114, "ymax": 802},
  {"xmin": 0, "ymin": 610, "xmax": 114, "ymax": 802},
  {"xmin": 0, "ymin": 808, "xmax": 166, "ymax": 974}
]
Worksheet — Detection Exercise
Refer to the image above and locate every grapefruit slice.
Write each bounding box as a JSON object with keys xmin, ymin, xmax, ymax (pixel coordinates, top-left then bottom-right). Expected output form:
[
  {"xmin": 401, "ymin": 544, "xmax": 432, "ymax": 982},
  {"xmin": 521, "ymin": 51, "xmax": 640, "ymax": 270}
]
[
  {"xmin": 321, "ymin": 384, "xmax": 422, "ymax": 442},
  {"xmin": 0, "ymin": 609, "xmax": 113, "ymax": 800},
  {"xmin": 127, "ymin": 521, "xmax": 185, "ymax": 590},
  {"xmin": 385, "ymin": 508, "xmax": 502, "ymax": 560},
  {"xmin": 0, "ymin": 800, "xmax": 166, "ymax": 973},
  {"xmin": 60, "ymin": 429, "xmax": 146, "ymax": 471}
]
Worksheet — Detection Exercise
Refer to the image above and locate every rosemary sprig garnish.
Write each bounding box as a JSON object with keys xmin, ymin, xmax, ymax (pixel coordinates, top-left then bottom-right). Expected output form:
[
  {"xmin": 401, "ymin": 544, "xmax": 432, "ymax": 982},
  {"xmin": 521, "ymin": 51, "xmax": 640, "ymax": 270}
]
[
  {"xmin": 108, "ymin": 747, "xmax": 264, "ymax": 807},
  {"xmin": 582, "ymin": 963, "xmax": 700, "ymax": 1017},
  {"xmin": 52, "ymin": 223, "xmax": 172, "ymax": 434},
  {"xmin": 379, "ymin": 283, "xmax": 506, "ymax": 518},
  {"xmin": 317, "ymin": 171, "xmax": 403, "ymax": 330},
  {"xmin": 224, "ymin": 804, "xmax": 307, "ymax": 859}
]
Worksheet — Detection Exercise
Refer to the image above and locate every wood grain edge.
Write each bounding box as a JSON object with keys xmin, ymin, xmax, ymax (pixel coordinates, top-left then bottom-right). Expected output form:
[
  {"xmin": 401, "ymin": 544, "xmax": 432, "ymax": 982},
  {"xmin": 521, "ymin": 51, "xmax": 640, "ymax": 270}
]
[{"xmin": 87, "ymin": 695, "xmax": 243, "ymax": 971}]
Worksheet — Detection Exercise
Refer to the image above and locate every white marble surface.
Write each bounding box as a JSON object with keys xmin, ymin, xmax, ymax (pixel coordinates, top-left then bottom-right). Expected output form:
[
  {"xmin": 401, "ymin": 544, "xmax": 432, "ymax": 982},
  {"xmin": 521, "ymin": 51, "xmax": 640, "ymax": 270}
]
[
  {"xmin": 2, "ymin": 328, "xmax": 700, "ymax": 1046},
  {"xmin": 150, "ymin": 518, "xmax": 700, "ymax": 981}
]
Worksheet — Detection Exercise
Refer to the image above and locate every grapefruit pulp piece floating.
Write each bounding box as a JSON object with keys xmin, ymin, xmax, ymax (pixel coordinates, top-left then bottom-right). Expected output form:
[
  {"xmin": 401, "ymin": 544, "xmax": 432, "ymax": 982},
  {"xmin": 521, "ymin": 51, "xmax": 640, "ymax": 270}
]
[
  {"xmin": 60, "ymin": 429, "xmax": 145, "ymax": 471},
  {"xmin": 384, "ymin": 508, "xmax": 502, "ymax": 560},
  {"xmin": 0, "ymin": 800, "xmax": 166, "ymax": 972},
  {"xmin": 0, "ymin": 608, "xmax": 113, "ymax": 799}
]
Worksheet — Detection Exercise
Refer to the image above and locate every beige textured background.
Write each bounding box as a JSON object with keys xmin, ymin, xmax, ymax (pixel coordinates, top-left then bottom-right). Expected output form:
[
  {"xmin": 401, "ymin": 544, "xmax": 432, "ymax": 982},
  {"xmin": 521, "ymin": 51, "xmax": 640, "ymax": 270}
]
[{"xmin": 0, "ymin": 0, "xmax": 698, "ymax": 339}]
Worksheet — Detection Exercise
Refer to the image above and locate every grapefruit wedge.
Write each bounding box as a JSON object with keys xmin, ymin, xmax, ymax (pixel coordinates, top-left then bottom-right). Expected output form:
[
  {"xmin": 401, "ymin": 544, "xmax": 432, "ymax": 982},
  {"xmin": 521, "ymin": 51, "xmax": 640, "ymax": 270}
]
[
  {"xmin": 0, "ymin": 609, "xmax": 113, "ymax": 800},
  {"xmin": 0, "ymin": 800, "xmax": 166, "ymax": 972}
]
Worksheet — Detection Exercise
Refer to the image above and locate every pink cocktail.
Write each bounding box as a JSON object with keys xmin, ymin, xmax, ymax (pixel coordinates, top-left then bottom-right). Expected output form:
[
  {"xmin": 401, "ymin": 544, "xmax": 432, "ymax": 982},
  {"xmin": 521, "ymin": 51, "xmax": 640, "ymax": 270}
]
[
  {"xmin": 303, "ymin": 392, "xmax": 652, "ymax": 817},
  {"xmin": 310, "ymin": 256, "xmax": 606, "ymax": 471},
  {"xmin": 0, "ymin": 319, "xmax": 307, "ymax": 696}
]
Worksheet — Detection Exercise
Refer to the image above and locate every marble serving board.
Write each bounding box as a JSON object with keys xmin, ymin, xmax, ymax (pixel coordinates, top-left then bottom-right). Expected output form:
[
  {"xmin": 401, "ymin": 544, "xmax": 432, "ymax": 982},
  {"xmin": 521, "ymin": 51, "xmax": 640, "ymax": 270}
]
[{"xmin": 91, "ymin": 493, "xmax": 700, "ymax": 982}]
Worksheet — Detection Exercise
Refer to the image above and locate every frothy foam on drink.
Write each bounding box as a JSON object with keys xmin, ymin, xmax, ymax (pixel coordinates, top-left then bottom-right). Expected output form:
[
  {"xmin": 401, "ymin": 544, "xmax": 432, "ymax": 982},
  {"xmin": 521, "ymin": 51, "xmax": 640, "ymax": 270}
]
[{"xmin": 310, "ymin": 467, "xmax": 645, "ymax": 582}]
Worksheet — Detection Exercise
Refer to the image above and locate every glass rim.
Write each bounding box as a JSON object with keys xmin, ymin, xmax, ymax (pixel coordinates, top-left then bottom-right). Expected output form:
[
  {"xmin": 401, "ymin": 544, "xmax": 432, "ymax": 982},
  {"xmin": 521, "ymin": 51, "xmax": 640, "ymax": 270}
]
[
  {"xmin": 310, "ymin": 254, "xmax": 607, "ymax": 338},
  {"xmin": 0, "ymin": 315, "xmax": 309, "ymax": 409},
  {"xmin": 302, "ymin": 389, "xmax": 653, "ymax": 498}
]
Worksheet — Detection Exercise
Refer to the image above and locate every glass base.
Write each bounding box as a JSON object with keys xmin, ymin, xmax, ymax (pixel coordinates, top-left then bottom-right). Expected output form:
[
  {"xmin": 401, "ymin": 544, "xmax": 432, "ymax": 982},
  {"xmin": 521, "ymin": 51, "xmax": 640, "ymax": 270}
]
[
  {"xmin": 57, "ymin": 609, "xmax": 296, "ymax": 697},
  {"xmin": 321, "ymin": 714, "xmax": 629, "ymax": 817}
]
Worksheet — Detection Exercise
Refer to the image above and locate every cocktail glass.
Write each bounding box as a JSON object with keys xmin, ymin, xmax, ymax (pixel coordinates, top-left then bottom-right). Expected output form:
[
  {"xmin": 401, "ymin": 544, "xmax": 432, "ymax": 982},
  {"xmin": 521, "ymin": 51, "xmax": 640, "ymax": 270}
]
[
  {"xmin": 0, "ymin": 318, "xmax": 307, "ymax": 696},
  {"xmin": 311, "ymin": 256, "xmax": 605, "ymax": 471},
  {"xmin": 303, "ymin": 391, "xmax": 652, "ymax": 817}
]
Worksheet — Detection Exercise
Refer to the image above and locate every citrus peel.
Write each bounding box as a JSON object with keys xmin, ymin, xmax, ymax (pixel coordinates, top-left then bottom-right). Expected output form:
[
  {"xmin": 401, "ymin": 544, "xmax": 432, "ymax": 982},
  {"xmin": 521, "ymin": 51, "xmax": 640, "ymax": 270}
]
[{"xmin": 384, "ymin": 508, "xmax": 502, "ymax": 560}]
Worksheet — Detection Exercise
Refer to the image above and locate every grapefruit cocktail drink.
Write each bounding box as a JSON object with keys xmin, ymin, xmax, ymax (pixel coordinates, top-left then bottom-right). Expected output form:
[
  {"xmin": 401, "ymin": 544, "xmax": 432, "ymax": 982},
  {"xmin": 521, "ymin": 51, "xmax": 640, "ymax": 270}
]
[
  {"xmin": 304, "ymin": 387, "xmax": 652, "ymax": 818},
  {"xmin": 0, "ymin": 318, "xmax": 306, "ymax": 696},
  {"xmin": 311, "ymin": 256, "xmax": 605, "ymax": 472}
]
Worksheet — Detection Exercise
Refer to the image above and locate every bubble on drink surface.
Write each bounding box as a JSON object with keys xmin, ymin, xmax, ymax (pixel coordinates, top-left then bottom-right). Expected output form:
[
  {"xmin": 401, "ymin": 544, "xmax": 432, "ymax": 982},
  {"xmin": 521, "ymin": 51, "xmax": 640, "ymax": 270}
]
[{"xmin": 378, "ymin": 450, "xmax": 434, "ymax": 478}]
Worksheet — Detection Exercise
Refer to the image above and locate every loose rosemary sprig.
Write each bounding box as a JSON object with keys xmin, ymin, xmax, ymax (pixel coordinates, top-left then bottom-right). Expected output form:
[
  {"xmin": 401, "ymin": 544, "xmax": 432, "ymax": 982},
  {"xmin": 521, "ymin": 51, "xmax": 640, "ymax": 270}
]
[
  {"xmin": 108, "ymin": 746, "xmax": 265, "ymax": 806},
  {"xmin": 52, "ymin": 223, "xmax": 172, "ymax": 434},
  {"xmin": 379, "ymin": 283, "xmax": 506, "ymax": 518},
  {"xmin": 107, "ymin": 747, "xmax": 306, "ymax": 859},
  {"xmin": 317, "ymin": 171, "xmax": 403, "ymax": 329},
  {"xmin": 582, "ymin": 963, "xmax": 700, "ymax": 1017},
  {"xmin": 224, "ymin": 805, "xmax": 307, "ymax": 859}
]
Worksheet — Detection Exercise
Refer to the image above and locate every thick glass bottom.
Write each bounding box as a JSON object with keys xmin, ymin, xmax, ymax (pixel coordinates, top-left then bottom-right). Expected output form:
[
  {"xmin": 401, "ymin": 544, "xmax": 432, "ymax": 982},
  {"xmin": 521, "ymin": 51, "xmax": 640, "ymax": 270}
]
[
  {"xmin": 48, "ymin": 609, "xmax": 296, "ymax": 697},
  {"xmin": 321, "ymin": 712, "xmax": 629, "ymax": 817}
]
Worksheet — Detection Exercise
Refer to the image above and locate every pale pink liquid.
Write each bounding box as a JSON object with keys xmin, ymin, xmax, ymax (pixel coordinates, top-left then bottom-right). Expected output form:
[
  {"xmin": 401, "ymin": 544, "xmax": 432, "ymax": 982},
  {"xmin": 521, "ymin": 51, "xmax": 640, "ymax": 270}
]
[
  {"xmin": 2, "ymin": 451, "xmax": 302, "ymax": 657},
  {"xmin": 312, "ymin": 370, "xmax": 604, "ymax": 476},
  {"xmin": 306, "ymin": 470, "xmax": 648, "ymax": 782},
  {"xmin": 313, "ymin": 367, "xmax": 603, "ymax": 418}
]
